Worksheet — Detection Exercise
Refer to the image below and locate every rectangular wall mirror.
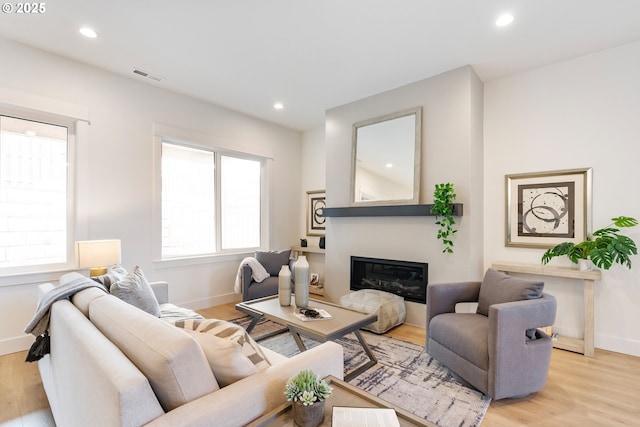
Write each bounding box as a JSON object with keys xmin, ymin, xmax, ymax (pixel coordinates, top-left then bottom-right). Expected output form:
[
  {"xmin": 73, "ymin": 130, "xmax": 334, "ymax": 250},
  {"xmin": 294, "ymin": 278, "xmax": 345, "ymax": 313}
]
[{"xmin": 350, "ymin": 107, "xmax": 422, "ymax": 206}]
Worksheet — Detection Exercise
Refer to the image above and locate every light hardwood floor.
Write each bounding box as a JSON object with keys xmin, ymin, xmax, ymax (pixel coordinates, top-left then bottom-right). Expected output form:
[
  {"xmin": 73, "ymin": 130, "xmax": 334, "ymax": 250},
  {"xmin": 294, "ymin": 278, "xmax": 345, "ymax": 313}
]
[{"xmin": 2, "ymin": 301, "xmax": 639, "ymax": 426}]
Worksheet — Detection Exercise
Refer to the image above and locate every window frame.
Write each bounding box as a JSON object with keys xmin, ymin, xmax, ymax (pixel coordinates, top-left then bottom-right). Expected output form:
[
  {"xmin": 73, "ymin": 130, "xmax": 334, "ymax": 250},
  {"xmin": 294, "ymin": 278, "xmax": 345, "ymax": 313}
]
[
  {"xmin": 0, "ymin": 108, "xmax": 78, "ymax": 276},
  {"xmin": 152, "ymin": 124, "xmax": 269, "ymax": 266}
]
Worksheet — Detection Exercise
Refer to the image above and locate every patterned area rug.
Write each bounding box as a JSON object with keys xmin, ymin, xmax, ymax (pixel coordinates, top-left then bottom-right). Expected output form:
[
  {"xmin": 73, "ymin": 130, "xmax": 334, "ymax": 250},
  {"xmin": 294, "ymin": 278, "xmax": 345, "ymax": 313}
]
[{"xmin": 231, "ymin": 316, "xmax": 491, "ymax": 427}]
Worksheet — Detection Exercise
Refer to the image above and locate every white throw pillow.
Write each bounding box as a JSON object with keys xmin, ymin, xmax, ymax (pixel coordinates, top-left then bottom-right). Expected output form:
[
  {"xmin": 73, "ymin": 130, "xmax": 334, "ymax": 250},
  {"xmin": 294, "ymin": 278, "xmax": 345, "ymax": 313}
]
[{"xmin": 173, "ymin": 318, "xmax": 271, "ymax": 387}]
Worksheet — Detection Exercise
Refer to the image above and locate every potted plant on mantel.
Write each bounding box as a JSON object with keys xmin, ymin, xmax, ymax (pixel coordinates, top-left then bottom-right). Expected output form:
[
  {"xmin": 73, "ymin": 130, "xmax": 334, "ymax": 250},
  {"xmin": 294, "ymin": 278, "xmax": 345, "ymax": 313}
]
[
  {"xmin": 284, "ymin": 370, "xmax": 333, "ymax": 427},
  {"xmin": 541, "ymin": 216, "xmax": 638, "ymax": 270},
  {"xmin": 431, "ymin": 182, "xmax": 458, "ymax": 253}
]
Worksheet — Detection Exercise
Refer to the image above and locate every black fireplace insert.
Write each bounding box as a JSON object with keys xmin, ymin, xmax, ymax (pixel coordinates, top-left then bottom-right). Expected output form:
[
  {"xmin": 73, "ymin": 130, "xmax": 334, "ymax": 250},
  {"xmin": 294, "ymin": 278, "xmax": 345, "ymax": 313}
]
[{"xmin": 350, "ymin": 256, "xmax": 428, "ymax": 304}]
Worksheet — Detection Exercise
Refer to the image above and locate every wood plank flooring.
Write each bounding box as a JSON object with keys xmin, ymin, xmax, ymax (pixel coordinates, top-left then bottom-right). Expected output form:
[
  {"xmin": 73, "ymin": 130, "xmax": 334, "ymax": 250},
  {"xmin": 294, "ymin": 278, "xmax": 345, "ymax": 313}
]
[{"xmin": 2, "ymin": 301, "xmax": 638, "ymax": 426}]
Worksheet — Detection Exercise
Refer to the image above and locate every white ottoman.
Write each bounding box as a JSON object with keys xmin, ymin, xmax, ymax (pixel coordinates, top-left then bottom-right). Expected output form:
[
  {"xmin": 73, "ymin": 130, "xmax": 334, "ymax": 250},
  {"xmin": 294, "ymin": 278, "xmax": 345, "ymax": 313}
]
[{"xmin": 339, "ymin": 289, "xmax": 406, "ymax": 334}]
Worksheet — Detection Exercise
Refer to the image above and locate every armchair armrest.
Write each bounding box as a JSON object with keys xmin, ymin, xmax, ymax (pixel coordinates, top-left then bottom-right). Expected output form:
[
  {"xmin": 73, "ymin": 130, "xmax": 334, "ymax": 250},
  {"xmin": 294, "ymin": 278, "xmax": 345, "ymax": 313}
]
[
  {"xmin": 426, "ymin": 282, "xmax": 481, "ymax": 321},
  {"xmin": 488, "ymin": 293, "xmax": 557, "ymax": 398},
  {"xmin": 241, "ymin": 264, "xmax": 255, "ymax": 300}
]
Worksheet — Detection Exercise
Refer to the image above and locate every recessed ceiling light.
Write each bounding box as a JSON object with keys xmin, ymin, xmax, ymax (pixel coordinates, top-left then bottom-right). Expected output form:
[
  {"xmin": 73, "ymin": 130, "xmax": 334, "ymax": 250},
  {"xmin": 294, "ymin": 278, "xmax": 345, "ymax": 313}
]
[
  {"xmin": 274, "ymin": 102, "xmax": 284, "ymax": 110},
  {"xmin": 495, "ymin": 13, "xmax": 514, "ymax": 27},
  {"xmin": 385, "ymin": 163, "xmax": 393, "ymax": 168},
  {"xmin": 79, "ymin": 27, "xmax": 98, "ymax": 38}
]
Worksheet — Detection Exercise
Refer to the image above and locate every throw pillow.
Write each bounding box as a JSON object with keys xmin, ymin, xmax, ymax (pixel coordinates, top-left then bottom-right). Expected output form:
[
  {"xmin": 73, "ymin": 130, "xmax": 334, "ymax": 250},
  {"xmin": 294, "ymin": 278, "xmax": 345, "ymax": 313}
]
[
  {"xmin": 110, "ymin": 266, "xmax": 161, "ymax": 317},
  {"xmin": 255, "ymin": 249, "xmax": 291, "ymax": 276},
  {"xmin": 91, "ymin": 265, "xmax": 128, "ymax": 291},
  {"xmin": 173, "ymin": 318, "xmax": 271, "ymax": 387},
  {"xmin": 476, "ymin": 268, "xmax": 544, "ymax": 316}
]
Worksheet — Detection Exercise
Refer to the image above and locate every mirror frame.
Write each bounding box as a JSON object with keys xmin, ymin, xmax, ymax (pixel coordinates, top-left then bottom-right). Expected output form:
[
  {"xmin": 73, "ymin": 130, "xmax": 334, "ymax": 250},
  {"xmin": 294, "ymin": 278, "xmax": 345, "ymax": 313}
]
[{"xmin": 350, "ymin": 107, "xmax": 422, "ymax": 207}]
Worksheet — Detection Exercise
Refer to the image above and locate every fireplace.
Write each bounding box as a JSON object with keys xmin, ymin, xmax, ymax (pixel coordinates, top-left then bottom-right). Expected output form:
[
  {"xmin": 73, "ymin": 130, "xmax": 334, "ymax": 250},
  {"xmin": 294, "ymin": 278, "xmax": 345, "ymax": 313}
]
[{"xmin": 350, "ymin": 256, "xmax": 428, "ymax": 304}]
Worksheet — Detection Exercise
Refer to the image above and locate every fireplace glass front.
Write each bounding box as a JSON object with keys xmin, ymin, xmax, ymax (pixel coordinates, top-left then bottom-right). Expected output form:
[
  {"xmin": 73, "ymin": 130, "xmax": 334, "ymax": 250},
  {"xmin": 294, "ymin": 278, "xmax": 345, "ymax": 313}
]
[{"xmin": 350, "ymin": 256, "xmax": 428, "ymax": 304}]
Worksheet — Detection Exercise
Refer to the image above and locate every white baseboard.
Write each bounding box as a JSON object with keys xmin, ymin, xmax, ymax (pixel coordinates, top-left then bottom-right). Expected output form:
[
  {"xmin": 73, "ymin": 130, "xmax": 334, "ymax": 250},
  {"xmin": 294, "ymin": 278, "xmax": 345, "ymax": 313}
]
[
  {"xmin": 0, "ymin": 334, "xmax": 35, "ymax": 356},
  {"xmin": 595, "ymin": 333, "xmax": 640, "ymax": 357}
]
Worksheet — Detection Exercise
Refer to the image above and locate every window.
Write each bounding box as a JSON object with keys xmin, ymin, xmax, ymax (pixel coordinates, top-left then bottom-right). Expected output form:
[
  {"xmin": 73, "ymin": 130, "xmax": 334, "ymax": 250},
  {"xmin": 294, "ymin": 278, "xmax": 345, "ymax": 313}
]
[
  {"xmin": 0, "ymin": 114, "xmax": 72, "ymax": 271},
  {"xmin": 160, "ymin": 140, "xmax": 264, "ymax": 259}
]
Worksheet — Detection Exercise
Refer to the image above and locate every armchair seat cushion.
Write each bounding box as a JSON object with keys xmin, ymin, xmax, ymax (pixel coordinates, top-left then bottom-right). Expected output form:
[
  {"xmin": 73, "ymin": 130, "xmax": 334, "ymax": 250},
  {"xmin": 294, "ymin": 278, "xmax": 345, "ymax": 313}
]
[{"xmin": 429, "ymin": 313, "xmax": 489, "ymax": 370}]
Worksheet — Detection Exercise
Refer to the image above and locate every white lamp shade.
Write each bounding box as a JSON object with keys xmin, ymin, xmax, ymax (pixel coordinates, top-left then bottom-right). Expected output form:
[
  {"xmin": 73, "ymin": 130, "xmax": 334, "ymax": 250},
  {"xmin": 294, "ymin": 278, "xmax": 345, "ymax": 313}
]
[{"xmin": 77, "ymin": 240, "xmax": 122, "ymax": 269}]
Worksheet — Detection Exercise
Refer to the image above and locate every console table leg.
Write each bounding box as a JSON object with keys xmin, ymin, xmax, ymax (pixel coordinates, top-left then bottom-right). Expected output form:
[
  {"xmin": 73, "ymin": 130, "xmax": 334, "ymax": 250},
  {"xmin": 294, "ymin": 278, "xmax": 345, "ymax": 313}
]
[{"xmin": 584, "ymin": 279, "xmax": 595, "ymax": 357}]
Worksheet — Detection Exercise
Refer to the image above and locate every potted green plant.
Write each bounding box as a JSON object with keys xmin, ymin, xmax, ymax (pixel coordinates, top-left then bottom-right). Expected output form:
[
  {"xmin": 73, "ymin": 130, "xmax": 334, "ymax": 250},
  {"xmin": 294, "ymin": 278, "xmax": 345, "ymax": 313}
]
[
  {"xmin": 431, "ymin": 183, "xmax": 457, "ymax": 253},
  {"xmin": 541, "ymin": 216, "xmax": 638, "ymax": 270},
  {"xmin": 284, "ymin": 370, "xmax": 333, "ymax": 427}
]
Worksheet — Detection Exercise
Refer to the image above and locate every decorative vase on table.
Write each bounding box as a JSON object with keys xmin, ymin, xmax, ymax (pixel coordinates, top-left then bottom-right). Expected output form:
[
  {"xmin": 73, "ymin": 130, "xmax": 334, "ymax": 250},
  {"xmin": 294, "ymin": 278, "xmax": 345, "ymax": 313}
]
[
  {"xmin": 294, "ymin": 255, "xmax": 310, "ymax": 308},
  {"xmin": 278, "ymin": 265, "xmax": 292, "ymax": 306},
  {"xmin": 292, "ymin": 400, "xmax": 325, "ymax": 427}
]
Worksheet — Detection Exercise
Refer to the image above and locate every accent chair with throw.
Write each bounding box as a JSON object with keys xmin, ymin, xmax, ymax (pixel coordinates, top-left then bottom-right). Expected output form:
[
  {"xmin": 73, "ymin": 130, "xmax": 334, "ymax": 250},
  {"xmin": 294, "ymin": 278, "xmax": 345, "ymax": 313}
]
[
  {"xmin": 426, "ymin": 268, "xmax": 557, "ymax": 400},
  {"xmin": 238, "ymin": 249, "xmax": 292, "ymax": 301}
]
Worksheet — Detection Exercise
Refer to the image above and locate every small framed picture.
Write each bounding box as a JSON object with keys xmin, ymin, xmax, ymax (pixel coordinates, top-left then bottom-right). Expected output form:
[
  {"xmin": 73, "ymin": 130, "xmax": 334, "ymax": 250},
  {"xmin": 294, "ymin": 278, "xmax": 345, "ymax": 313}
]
[
  {"xmin": 505, "ymin": 168, "xmax": 592, "ymax": 248},
  {"xmin": 306, "ymin": 190, "xmax": 326, "ymax": 236}
]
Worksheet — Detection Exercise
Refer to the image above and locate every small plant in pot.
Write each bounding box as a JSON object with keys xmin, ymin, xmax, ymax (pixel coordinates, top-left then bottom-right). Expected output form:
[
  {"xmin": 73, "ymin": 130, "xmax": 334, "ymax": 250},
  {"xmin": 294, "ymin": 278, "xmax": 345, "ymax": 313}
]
[
  {"xmin": 431, "ymin": 182, "xmax": 457, "ymax": 253},
  {"xmin": 541, "ymin": 216, "xmax": 638, "ymax": 270},
  {"xmin": 284, "ymin": 370, "xmax": 332, "ymax": 427}
]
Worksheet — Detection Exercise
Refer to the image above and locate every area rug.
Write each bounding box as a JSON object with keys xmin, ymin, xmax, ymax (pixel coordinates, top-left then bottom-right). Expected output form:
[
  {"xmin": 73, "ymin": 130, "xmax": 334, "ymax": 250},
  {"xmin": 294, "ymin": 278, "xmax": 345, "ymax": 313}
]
[{"xmin": 231, "ymin": 316, "xmax": 491, "ymax": 427}]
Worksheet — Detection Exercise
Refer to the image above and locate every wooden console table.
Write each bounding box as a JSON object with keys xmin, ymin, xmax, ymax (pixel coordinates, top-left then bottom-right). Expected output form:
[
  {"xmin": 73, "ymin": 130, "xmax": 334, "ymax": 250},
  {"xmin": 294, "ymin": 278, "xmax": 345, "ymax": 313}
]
[{"xmin": 492, "ymin": 261, "xmax": 602, "ymax": 357}]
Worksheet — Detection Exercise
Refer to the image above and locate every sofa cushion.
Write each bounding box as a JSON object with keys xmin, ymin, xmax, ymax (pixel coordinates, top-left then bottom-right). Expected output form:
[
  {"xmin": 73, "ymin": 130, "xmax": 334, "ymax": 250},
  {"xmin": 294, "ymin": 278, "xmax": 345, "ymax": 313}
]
[
  {"xmin": 89, "ymin": 295, "xmax": 219, "ymax": 412},
  {"xmin": 477, "ymin": 268, "xmax": 544, "ymax": 316},
  {"xmin": 110, "ymin": 266, "xmax": 161, "ymax": 317},
  {"xmin": 173, "ymin": 318, "xmax": 270, "ymax": 386},
  {"xmin": 255, "ymin": 249, "xmax": 291, "ymax": 276}
]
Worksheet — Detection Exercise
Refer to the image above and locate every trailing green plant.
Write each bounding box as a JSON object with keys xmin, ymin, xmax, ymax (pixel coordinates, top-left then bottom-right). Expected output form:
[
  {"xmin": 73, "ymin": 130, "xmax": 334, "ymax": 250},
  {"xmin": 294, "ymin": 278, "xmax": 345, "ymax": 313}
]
[
  {"xmin": 541, "ymin": 216, "xmax": 638, "ymax": 270},
  {"xmin": 284, "ymin": 370, "xmax": 333, "ymax": 406},
  {"xmin": 431, "ymin": 183, "xmax": 457, "ymax": 253}
]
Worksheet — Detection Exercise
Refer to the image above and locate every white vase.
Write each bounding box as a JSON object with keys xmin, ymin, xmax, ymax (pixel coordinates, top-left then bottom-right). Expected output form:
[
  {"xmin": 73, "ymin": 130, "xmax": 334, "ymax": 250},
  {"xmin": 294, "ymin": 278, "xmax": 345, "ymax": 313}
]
[
  {"xmin": 294, "ymin": 255, "xmax": 310, "ymax": 308},
  {"xmin": 578, "ymin": 259, "xmax": 593, "ymax": 271},
  {"xmin": 278, "ymin": 265, "xmax": 292, "ymax": 306}
]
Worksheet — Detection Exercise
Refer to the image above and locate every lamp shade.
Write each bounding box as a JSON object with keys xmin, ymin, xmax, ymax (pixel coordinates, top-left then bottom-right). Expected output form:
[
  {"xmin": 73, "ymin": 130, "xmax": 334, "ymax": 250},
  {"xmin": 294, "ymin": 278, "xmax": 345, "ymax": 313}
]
[{"xmin": 76, "ymin": 240, "xmax": 122, "ymax": 276}]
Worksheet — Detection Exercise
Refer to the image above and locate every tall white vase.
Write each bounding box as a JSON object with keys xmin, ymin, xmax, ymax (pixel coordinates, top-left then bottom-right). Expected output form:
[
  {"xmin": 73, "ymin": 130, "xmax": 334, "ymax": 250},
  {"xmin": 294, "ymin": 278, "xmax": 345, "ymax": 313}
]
[
  {"xmin": 278, "ymin": 265, "xmax": 292, "ymax": 306},
  {"xmin": 294, "ymin": 255, "xmax": 310, "ymax": 308}
]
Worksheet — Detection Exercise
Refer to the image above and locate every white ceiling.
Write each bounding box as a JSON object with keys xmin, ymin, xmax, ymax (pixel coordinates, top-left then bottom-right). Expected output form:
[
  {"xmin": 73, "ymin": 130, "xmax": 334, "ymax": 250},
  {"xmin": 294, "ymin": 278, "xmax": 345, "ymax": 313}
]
[{"xmin": 2, "ymin": 1, "xmax": 640, "ymax": 131}]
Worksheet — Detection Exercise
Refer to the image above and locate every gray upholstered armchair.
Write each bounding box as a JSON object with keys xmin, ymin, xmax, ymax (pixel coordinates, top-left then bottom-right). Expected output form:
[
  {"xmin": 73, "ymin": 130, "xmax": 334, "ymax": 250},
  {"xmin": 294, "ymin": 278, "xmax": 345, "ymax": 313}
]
[
  {"xmin": 426, "ymin": 268, "xmax": 557, "ymax": 400},
  {"xmin": 241, "ymin": 249, "xmax": 292, "ymax": 301}
]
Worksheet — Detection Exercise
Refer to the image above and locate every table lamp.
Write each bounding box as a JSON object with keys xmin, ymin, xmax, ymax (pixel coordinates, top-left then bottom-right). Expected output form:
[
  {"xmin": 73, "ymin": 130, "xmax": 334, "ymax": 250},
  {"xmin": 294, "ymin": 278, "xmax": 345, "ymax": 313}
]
[{"xmin": 76, "ymin": 239, "xmax": 122, "ymax": 277}]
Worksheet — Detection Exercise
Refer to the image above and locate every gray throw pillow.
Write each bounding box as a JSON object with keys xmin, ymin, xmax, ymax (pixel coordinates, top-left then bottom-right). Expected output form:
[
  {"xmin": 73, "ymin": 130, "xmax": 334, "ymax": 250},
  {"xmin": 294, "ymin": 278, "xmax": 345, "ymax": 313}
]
[
  {"xmin": 110, "ymin": 266, "xmax": 161, "ymax": 317},
  {"xmin": 476, "ymin": 268, "xmax": 544, "ymax": 316},
  {"xmin": 91, "ymin": 265, "xmax": 127, "ymax": 291},
  {"xmin": 255, "ymin": 249, "xmax": 291, "ymax": 276}
]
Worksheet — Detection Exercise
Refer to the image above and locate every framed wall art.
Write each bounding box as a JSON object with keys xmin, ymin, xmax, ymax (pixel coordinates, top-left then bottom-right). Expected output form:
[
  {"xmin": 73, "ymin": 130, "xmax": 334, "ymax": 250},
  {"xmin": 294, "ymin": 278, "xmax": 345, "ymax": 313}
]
[
  {"xmin": 306, "ymin": 190, "xmax": 326, "ymax": 236},
  {"xmin": 505, "ymin": 168, "xmax": 592, "ymax": 248}
]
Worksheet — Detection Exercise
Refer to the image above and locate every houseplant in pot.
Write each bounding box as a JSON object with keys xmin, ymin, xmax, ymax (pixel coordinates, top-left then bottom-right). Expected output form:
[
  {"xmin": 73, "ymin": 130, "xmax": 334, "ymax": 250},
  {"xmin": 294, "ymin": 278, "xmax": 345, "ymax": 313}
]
[
  {"xmin": 431, "ymin": 182, "xmax": 457, "ymax": 253},
  {"xmin": 284, "ymin": 370, "xmax": 333, "ymax": 427},
  {"xmin": 541, "ymin": 216, "xmax": 638, "ymax": 270}
]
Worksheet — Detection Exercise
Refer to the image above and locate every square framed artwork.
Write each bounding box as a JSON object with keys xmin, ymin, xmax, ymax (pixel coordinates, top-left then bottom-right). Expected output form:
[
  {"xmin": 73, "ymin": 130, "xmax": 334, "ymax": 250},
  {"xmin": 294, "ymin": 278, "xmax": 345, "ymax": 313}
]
[
  {"xmin": 306, "ymin": 190, "xmax": 326, "ymax": 236},
  {"xmin": 505, "ymin": 168, "xmax": 592, "ymax": 248}
]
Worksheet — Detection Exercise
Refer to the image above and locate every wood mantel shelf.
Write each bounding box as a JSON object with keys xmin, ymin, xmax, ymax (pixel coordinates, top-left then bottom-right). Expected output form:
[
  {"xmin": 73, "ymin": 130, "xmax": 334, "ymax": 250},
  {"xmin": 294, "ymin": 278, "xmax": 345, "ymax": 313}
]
[{"xmin": 492, "ymin": 261, "xmax": 601, "ymax": 357}]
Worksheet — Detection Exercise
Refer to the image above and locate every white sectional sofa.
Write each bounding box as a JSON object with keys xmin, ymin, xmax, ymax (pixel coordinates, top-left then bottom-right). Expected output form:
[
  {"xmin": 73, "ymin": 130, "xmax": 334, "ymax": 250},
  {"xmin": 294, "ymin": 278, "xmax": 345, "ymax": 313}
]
[{"xmin": 37, "ymin": 280, "xmax": 344, "ymax": 427}]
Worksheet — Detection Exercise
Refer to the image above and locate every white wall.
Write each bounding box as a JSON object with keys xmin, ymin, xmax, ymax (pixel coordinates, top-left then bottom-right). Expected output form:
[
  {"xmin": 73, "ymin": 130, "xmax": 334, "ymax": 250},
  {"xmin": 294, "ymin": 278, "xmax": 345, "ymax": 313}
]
[
  {"xmin": 299, "ymin": 127, "xmax": 327, "ymax": 282},
  {"xmin": 324, "ymin": 66, "xmax": 485, "ymax": 326},
  {"xmin": 484, "ymin": 40, "xmax": 640, "ymax": 356},
  {"xmin": 0, "ymin": 38, "xmax": 302, "ymax": 355}
]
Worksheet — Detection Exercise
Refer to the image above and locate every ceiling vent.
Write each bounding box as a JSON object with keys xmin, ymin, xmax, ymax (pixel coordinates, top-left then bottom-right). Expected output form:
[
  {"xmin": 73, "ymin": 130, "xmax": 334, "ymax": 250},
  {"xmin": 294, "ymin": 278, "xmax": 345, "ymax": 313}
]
[{"xmin": 133, "ymin": 68, "xmax": 163, "ymax": 82}]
